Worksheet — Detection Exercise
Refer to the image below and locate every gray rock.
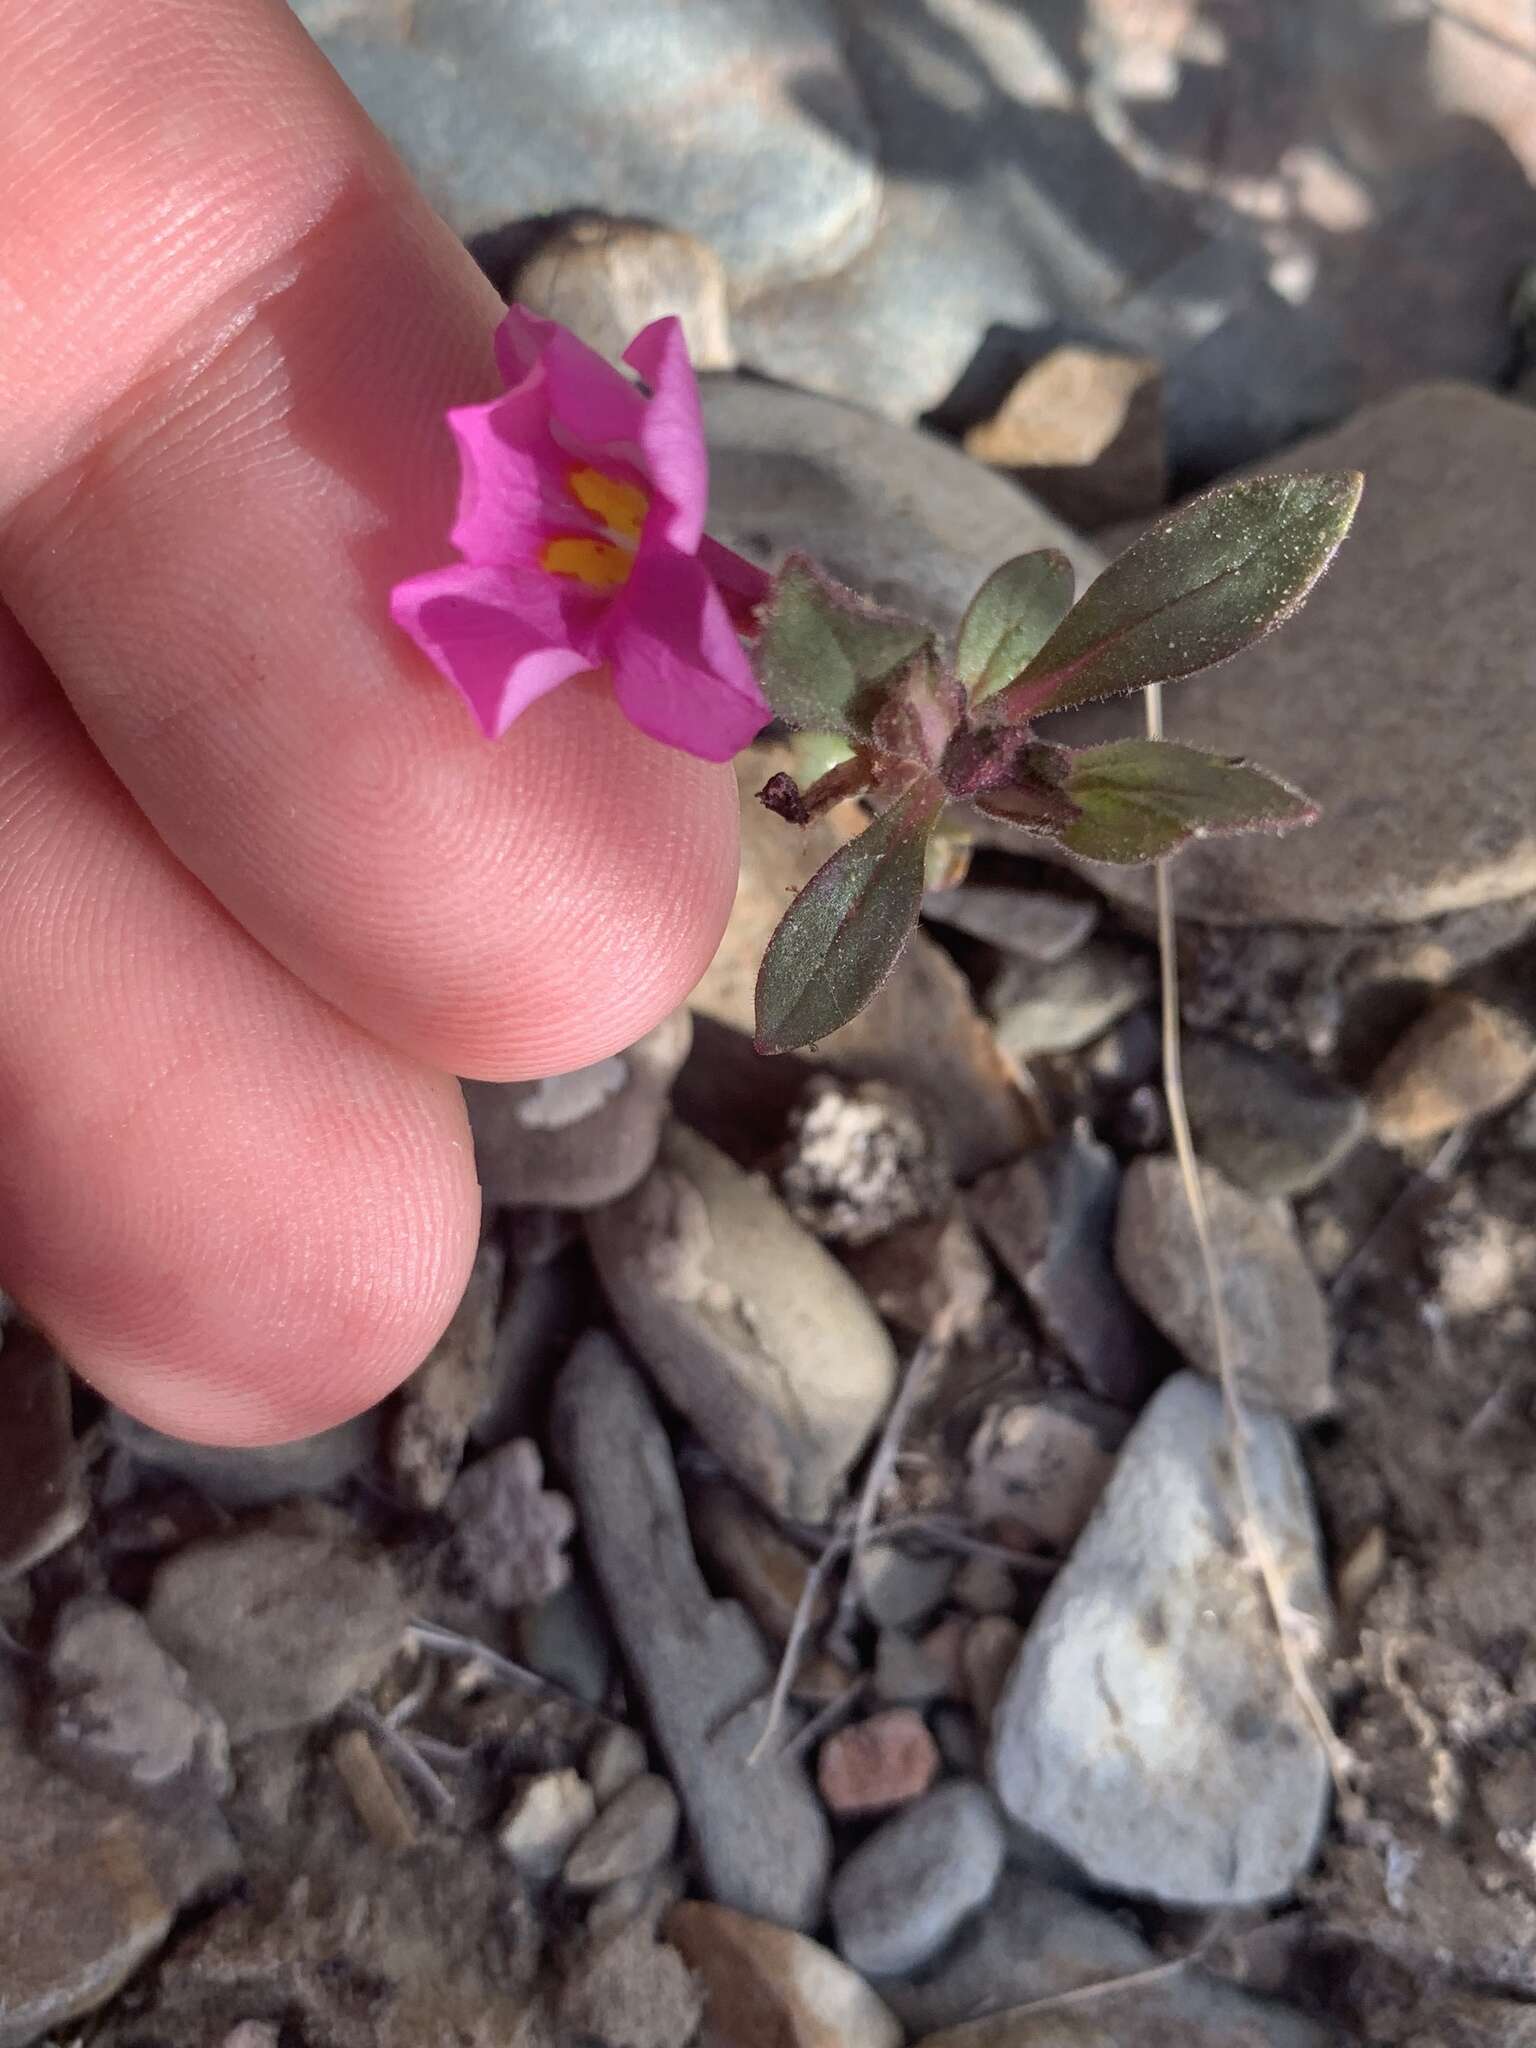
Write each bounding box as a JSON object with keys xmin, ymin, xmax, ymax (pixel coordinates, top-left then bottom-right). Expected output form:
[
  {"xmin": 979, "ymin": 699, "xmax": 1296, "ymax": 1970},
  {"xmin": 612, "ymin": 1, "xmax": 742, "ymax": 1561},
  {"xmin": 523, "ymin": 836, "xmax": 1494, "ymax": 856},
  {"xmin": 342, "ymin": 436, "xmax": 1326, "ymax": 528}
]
[
  {"xmin": 45, "ymin": 1596, "xmax": 230, "ymax": 1799},
  {"xmin": 777, "ymin": 1076, "xmax": 951, "ymax": 1248},
  {"xmin": 0, "ymin": 1328, "xmax": 85, "ymax": 1580},
  {"xmin": 445, "ymin": 1438, "xmax": 575, "ymax": 1609},
  {"xmin": 562, "ymin": 1772, "xmax": 680, "ymax": 1890},
  {"xmin": 830, "ymin": 1781, "xmax": 1006, "ymax": 1978},
  {"xmin": 1181, "ymin": 1033, "xmax": 1368, "ymax": 1198},
  {"xmin": 386, "ymin": 1236, "xmax": 504, "ymax": 1510},
  {"xmin": 986, "ymin": 946, "xmax": 1155, "ymax": 1060},
  {"xmin": 465, "ymin": 1009, "xmax": 691, "ymax": 1210},
  {"xmin": 586, "ymin": 1722, "xmax": 648, "ymax": 1807},
  {"xmin": 1061, "ymin": 386, "xmax": 1536, "ymax": 926},
  {"xmin": 292, "ymin": 0, "xmax": 879, "ymax": 289},
  {"xmin": 107, "ymin": 1406, "xmax": 380, "ymax": 1509},
  {"xmin": 511, "ymin": 215, "xmax": 735, "ymax": 372},
  {"xmin": 700, "ymin": 375, "xmax": 1103, "ymax": 637},
  {"xmin": 553, "ymin": 1334, "xmax": 831, "ymax": 1928},
  {"xmin": 923, "ymin": 885, "xmax": 1099, "ymax": 965},
  {"xmin": 888, "ymin": 1872, "xmax": 1332, "ymax": 2045},
  {"xmin": 145, "ymin": 1512, "xmax": 406, "ymax": 1741},
  {"xmin": 989, "ymin": 1372, "xmax": 1333, "ymax": 1908},
  {"xmin": 971, "ymin": 1126, "xmax": 1155, "ymax": 1406},
  {"xmin": 497, "ymin": 1767, "xmax": 596, "ymax": 1881},
  {"xmin": 1115, "ymin": 1156, "xmax": 1334, "ymax": 1421},
  {"xmin": 856, "ymin": 1540, "xmax": 956, "ymax": 1632},
  {"xmin": 469, "ymin": 1249, "xmax": 587, "ymax": 1450},
  {"xmin": 965, "ymin": 1394, "xmax": 1127, "ymax": 1554},
  {"xmin": 587, "ymin": 1123, "xmax": 897, "ymax": 1521},
  {"xmin": 513, "ymin": 1575, "xmax": 615, "ymax": 1710},
  {"xmin": 874, "ymin": 1629, "xmax": 958, "ymax": 1708}
]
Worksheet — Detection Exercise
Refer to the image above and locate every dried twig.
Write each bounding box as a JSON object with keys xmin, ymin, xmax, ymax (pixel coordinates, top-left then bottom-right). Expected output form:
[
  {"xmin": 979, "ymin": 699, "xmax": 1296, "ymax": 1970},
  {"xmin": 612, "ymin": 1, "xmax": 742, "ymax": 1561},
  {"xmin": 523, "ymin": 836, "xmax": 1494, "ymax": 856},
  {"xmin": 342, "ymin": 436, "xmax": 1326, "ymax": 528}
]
[
  {"xmin": 782, "ymin": 1676, "xmax": 869, "ymax": 1763},
  {"xmin": 406, "ymin": 1618, "xmax": 592, "ymax": 1712},
  {"xmin": 332, "ymin": 1725, "xmax": 420, "ymax": 1849},
  {"xmin": 980, "ymin": 1922, "xmax": 1219, "ymax": 2022},
  {"xmin": 877, "ymin": 1511, "xmax": 1056, "ymax": 1574},
  {"xmin": 345, "ymin": 1696, "xmax": 455, "ymax": 1822},
  {"xmin": 745, "ymin": 1524, "xmax": 852, "ymax": 1767}
]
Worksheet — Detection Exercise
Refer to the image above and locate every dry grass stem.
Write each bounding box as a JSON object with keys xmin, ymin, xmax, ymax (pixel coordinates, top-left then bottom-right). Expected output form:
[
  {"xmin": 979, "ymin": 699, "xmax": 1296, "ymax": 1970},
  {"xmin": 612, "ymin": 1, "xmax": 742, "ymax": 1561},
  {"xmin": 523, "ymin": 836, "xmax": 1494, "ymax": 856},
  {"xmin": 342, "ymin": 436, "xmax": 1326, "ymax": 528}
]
[
  {"xmin": 332, "ymin": 1725, "xmax": 421, "ymax": 1849},
  {"xmin": 347, "ymin": 1695, "xmax": 456, "ymax": 1821}
]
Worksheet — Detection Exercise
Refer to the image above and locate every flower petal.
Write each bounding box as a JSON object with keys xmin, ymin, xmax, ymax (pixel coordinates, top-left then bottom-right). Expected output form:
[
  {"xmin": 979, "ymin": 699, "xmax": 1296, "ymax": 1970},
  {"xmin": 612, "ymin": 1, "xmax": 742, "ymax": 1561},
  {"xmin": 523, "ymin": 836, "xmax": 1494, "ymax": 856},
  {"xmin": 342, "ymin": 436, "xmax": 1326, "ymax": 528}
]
[
  {"xmin": 623, "ymin": 316, "xmax": 707, "ymax": 553},
  {"xmin": 698, "ymin": 533, "xmax": 772, "ymax": 631},
  {"xmin": 496, "ymin": 302, "xmax": 646, "ymax": 459},
  {"xmin": 446, "ymin": 388, "xmax": 583, "ymax": 566},
  {"xmin": 391, "ymin": 561, "xmax": 600, "ymax": 739},
  {"xmin": 603, "ymin": 545, "xmax": 772, "ymax": 763}
]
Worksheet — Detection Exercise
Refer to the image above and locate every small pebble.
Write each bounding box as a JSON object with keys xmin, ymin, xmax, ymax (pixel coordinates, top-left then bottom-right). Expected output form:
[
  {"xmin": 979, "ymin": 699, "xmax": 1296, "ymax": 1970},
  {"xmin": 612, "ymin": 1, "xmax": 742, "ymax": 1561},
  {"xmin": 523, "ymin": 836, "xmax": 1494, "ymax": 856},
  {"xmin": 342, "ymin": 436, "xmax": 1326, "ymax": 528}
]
[
  {"xmin": 874, "ymin": 1628, "xmax": 956, "ymax": 1707},
  {"xmin": 586, "ymin": 1723, "xmax": 648, "ymax": 1808},
  {"xmin": 857, "ymin": 1540, "xmax": 956, "ymax": 1631},
  {"xmin": 830, "ymin": 1781, "xmax": 1006, "ymax": 1977},
  {"xmin": 963, "ymin": 1615, "xmax": 1024, "ymax": 1732},
  {"xmin": 818, "ymin": 1709, "xmax": 941, "ymax": 1817},
  {"xmin": 498, "ymin": 1769, "xmax": 597, "ymax": 1881},
  {"xmin": 952, "ymin": 1556, "xmax": 1017, "ymax": 1615},
  {"xmin": 1369, "ymin": 991, "xmax": 1536, "ymax": 1146},
  {"xmin": 987, "ymin": 943, "xmax": 1153, "ymax": 1058},
  {"xmin": 563, "ymin": 1772, "xmax": 680, "ymax": 1891}
]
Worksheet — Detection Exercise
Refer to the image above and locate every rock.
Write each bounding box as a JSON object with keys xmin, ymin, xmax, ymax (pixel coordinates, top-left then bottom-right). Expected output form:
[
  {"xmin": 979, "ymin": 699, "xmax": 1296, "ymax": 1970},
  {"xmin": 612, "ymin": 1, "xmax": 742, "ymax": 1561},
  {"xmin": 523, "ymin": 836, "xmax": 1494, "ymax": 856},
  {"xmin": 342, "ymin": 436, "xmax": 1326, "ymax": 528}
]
[
  {"xmin": 965, "ymin": 1394, "xmax": 1126, "ymax": 1553},
  {"xmin": 989, "ymin": 1372, "xmax": 1333, "ymax": 1908},
  {"xmin": 386, "ymin": 1237, "xmax": 504, "ymax": 1510},
  {"xmin": 1369, "ymin": 991, "xmax": 1536, "ymax": 1146},
  {"xmin": 584, "ymin": 1859, "xmax": 685, "ymax": 1944},
  {"xmin": 0, "ymin": 1708, "xmax": 237, "ymax": 2048},
  {"xmin": 45, "ymin": 1595, "xmax": 230, "ymax": 1799},
  {"xmin": 922, "ymin": 884, "xmax": 1099, "ymax": 965},
  {"xmin": 563, "ymin": 1773, "xmax": 680, "ymax": 1891},
  {"xmin": 145, "ymin": 1511, "xmax": 406, "ymax": 1741},
  {"xmin": 553, "ymin": 1335, "xmax": 831, "ymax": 1929},
  {"xmin": 1115, "ymin": 1156, "xmax": 1334, "ymax": 1420},
  {"xmin": 829, "ymin": 1781, "xmax": 1007, "ymax": 1979},
  {"xmin": 843, "ymin": 1211, "xmax": 994, "ymax": 1342},
  {"xmin": 777, "ymin": 1076, "xmax": 951, "ymax": 1247},
  {"xmin": 465, "ymin": 1010, "xmax": 691, "ymax": 1210},
  {"xmin": 0, "ymin": 1328, "xmax": 86, "ymax": 1579},
  {"xmin": 470, "ymin": 1249, "xmax": 587, "ymax": 1450},
  {"xmin": 511, "ymin": 216, "xmax": 734, "ymax": 372},
  {"xmin": 107, "ymin": 1406, "xmax": 380, "ymax": 1509},
  {"xmin": 497, "ymin": 1768, "xmax": 597, "ymax": 1882},
  {"xmin": 554, "ymin": 1919, "xmax": 704, "ymax": 2048},
  {"xmin": 931, "ymin": 1706, "xmax": 983, "ymax": 1778},
  {"xmin": 856, "ymin": 1539, "xmax": 955, "ymax": 1632},
  {"xmin": 987, "ymin": 945, "xmax": 1155, "ymax": 1059},
  {"xmin": 1180, "ymin": 1032, "xmax": 1368, "ymax": 1197},
  {"xmin": 964, "ymin": 346, "xmax": 1167, "ymax": 530},
  {"xmin": 692, "ymin": 748, "xmax": 1042, "ymax": 1179},
  {"xmin": 700, "ymin": 376, "xmax": 1103, "ymax": 637},
  {"xmin": 818, "ymin": 1709, "xmax": 939, "ymax": 1817},
  {"xmin": 962, "ymin": 1616, "xmax": 1023, "ymax": 1732},
  {"xmin": 446, "ymin": 1438, "xmax": 575, "ymax": 1609},
  {"xmin": 1060, "ymin": 386, "xmax": 1536, "ymax": 925},
  {"xmin": 587, "ymin": 1123, "xmax": 896, "ymax": 1521},
  {"xmin": 885, "ymin": 1869, "xmax": 1331, "ymax": 2045},
  {"xmin": 952, "ymin": 1556, "xmax": 1018, "ymax": 1616},
  {"xmin": 587, "ymin": 1723, "xmax": 648, "ymax": 1808},
  {"xmin": 971, "ymin": 1125, "xmax": 1156, "ymax": 1405},
  {"xmin": 874, "ymin": 1627, "xmax": 961, "ymax": 1708},
  {"xmin": 514, "ymin": 1575, "xmax": 616, "ymax": 1710},
  {"xmin": 666, "ymin": 1901, "xmax": 903, "ymax": 2048},
  {"xmin": 294, "ymin": 0, "xmax": 879, "ymax": 289},
  {"xmin": 689, "ymin": 1478, "xmax": 829, "ymax": 1647}
]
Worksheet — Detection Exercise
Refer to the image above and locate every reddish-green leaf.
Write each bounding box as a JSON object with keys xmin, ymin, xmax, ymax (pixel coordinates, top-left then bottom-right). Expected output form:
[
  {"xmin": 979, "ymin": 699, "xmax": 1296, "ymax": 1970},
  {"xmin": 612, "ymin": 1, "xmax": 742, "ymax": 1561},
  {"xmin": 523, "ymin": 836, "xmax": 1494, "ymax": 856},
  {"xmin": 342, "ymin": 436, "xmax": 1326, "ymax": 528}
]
[
  {"xmin": 955, "ymin": 549, "xmax": 1076, "ymax": 702},
  {"xmin": 1059, "ymin": 738, "xmax": 1317, "ymax": 865},
  {"xmin": 755, "ymin": 778, "xmax": 944, "ymax": 1053},
  {"xmin": 989, "ymin": 471, "xmax": 1362, "ymax": 721},
  {"xmin": 755, "ymin": 554, "xmax": 935, "ymax": 743}
]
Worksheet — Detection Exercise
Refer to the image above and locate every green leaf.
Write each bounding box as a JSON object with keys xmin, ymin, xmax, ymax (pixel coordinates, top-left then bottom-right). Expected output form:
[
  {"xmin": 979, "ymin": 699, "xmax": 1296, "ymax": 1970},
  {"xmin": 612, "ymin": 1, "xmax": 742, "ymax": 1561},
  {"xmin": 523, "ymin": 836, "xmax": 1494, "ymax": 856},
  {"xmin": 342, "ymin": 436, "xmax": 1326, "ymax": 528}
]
[
  {"xmin": 990, "ymin": 471, "xmax": 1363, "ymax": 721},
  {"xmin": 1058, "ymin": 738, "xmax": 1318, "ymax": 865},
  {"xmin": 955, "ymin": 549, "xmax": 1075, "ymax": 701},
  {"xmin": 755, "ymin": 554, "xmax": 936, "ymax": 743},
  {"xmin": 755, "ymin": 778, "xmax": 944, "ymax": 1053}
]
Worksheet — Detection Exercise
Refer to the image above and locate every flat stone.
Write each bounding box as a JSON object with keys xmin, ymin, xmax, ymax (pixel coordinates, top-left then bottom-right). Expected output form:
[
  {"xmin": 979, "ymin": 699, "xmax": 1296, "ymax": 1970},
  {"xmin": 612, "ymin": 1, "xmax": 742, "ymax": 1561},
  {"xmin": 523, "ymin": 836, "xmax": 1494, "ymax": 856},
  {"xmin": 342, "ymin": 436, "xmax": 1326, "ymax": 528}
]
[
  {"xmin": 586, "ymin": 1723, "xmax": 648, "ymax": 1807},
  {"xmin": 964, "ymin": 346, "xmax": 1167, "ymax": 531},
  {"xmin": 587, "ymin": 1123, "xmax": 896, "ymax": 1522},
  {"xmin": 511, "ymin": 216, "xmax": 734, "ymax": 372},
  {"xmin": 1115, "ymin": 1156, "xmax": 1334, "ymax": 1420},
  {"xmin": 1369, "ymin": 991, "xmax": 1536, "ymax": 1146},
  {"xmin": 293, "ymin": 0, "xmax": 880, "ymax": 289},
  {"xmin": 817, "ymin": 1709, "xmax": 939, "ymax": 1817},
  {"xmin": 0, "ymin": 1328, "xmax": 86, "ymax": 1579},
  {"xmin": 1181, "ymin": 1032, "xmax": 1368, "ymax": 1197},
  {"xmin": 465, "ymin": 1010, "xmax": 691, "ymax": 1211},
  {"xmin": 952, "ymin": 1556, "xmax": 1018, "ymax": 1616},
  {"xmin": 777, "ymin": 1076, "xmax": 951, "ymax": 1248},
  {"xmin": 563, "ymin": 1773, "xmax": 680, "ymax": 1891},
  {"xmin": 922, "ymin": 885, "xmax": 1099, "ymax": 965},
  {"xmin": 145, "ymin": 1510, "xmax": 406, "ymax": 1741},
  {"xmin": 989, "ymin": 1372, "xmax": 1333, "ymax": 1908},
  {"xmin": 45, "ymin": 1595, "xmax": 230, "ymax": 1799},
  {"xmin": 971, "ymin": 1126, "xmax": 1156, "ymax": 1406},
  {"xmin": 887, "ymin": 1871, "xmax": 1332, "ymax": 2046},
  {"xmin": 445, "ymin": 1437, "xmax": 575, "ymax": 1609},
  {"xmin": 689, "ymin": 1477, "xmax": 829, "ymax": 1647},
  {"xmin": 829, "ymin": 1781, "xmax": 1006, "ymax": 1979},
  {"xmin": 965, "ymin": 1393, "xmax": 1126, "ymax": 1553},
  {"xmin": 986, "ymin": 945, "xmax": 1155, "ymax": 1060},
  {"xmin": 386, "ymin": 1237, "xmax": 504, "ymax": 1510},
  {"xmin": 497, "ymin": 1769, "xmax": 597, "ymax": 1882},
  {"xmin": 666, "ymin": 1900, "xmax": 903, "ymax": 2048},
  {"xmin": 700, "ymin": 376, "xmax": 1103, "ymax": 638},
  {"xmin": 691, "ymin": 748, "xmax": 1042, "ymax": 1180},
  {"xmin": 107, "ymin": 1406, "xmax": 380, "ymax": 1510},
  {"xmin": 552, "ymin": 1335, "xmax": 831, "ymax": 1929},
  {"xmin": 1060, "ymin": 386, "xmax": 1536, "ymax": 926}
]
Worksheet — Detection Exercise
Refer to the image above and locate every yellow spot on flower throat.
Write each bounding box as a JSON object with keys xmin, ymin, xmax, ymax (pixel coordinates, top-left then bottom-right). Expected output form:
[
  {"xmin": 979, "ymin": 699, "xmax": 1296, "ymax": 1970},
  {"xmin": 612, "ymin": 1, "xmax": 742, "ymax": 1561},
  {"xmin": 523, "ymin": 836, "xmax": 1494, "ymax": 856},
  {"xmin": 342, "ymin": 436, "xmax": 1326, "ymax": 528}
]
[
  {"xmin": 541, "ymin": 536, "xmax": 633, "ymax": 588},
  {"xmin": 540, "ymin": 466, "xmax": 650, "ymax": 589},
  {"xmin": 569, "ymin": 466, "xmax": 647, "ymax": 538}
]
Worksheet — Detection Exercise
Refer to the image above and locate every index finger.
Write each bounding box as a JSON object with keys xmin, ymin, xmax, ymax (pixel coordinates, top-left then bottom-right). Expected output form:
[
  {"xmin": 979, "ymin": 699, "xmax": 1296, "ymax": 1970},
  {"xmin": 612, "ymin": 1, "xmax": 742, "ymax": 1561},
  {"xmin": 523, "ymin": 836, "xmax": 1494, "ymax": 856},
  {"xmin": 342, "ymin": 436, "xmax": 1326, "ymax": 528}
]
[{"xmin": 0, "ymin": 0, "xmax": 739, "ymax": 1081}]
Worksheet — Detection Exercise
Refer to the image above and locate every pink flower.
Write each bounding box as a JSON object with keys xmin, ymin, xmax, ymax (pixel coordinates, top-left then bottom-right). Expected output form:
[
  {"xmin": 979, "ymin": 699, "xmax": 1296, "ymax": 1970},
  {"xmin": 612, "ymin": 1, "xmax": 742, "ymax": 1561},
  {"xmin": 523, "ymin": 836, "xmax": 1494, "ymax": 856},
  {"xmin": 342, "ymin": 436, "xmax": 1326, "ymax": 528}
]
[{"xmin": 390, "ymin": 306, "xmax": 772, "ymax": 762}]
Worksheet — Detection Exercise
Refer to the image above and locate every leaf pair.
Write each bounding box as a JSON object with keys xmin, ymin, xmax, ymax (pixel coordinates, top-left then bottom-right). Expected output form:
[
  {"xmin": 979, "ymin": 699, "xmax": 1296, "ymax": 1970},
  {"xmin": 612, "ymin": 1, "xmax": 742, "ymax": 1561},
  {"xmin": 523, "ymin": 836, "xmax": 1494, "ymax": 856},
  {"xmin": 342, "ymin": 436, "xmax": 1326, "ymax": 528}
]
[{"xmin": 750, "ymin": 469, "xmax": 1362, "ymax": 1053}]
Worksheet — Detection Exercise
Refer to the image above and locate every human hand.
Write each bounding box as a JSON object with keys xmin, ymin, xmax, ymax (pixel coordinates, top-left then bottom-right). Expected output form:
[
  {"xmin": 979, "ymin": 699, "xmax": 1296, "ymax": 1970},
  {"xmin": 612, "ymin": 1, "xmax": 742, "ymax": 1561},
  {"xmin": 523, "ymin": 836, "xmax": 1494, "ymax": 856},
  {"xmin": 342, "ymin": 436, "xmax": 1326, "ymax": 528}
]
[{"xmin": 0, "ymin": 0, "xmax": 738, "ymax": 1442}]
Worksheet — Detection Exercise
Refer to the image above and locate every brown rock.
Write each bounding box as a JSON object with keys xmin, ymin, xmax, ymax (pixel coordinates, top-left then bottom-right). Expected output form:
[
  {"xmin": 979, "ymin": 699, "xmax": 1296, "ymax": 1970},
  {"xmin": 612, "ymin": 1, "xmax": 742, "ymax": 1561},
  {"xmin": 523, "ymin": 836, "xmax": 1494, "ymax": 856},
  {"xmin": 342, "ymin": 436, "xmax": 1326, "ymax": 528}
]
[
  {"xmin": 513, "ymin": 215, "xmax": 734, "ymax": 372},
  {"xmin": 964, "ymin": 345, "xmax": 1166, "ymax": 530},
  {"xmin": 817, "ymin": 1708, "xmax": 940, "ymax": 1817},
  {"xmin": 689, "ymin": 1478, "xmax": 830, "ymax": 1646},
  {"xmin": 387, "ymin": 1238, "xmax": 505, "ymax": 1510},
  {"xmin": 0, "ymin": 1327, "xmax": 86, "ymax": 1580},
  {"xmin": 966, "ymin": 1395, "xmax": 1126, "ymax": 1552},
  {"xmin": 1369, "ymin": 991, "xmax": 1536, "ymax": 1146},
  {"xmin": 962, "ymin": 1615, "xmax": 1023, "ymax": 1732},
  {"xmin": 666, "ymin": 1900, "xmax": 903, "ymax": 2048},
  {"xmin": 842, "ymin": 1210, "xmax": 993, "ymax": 1340}
]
